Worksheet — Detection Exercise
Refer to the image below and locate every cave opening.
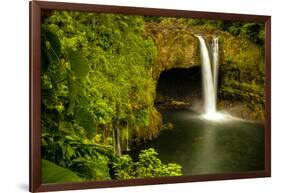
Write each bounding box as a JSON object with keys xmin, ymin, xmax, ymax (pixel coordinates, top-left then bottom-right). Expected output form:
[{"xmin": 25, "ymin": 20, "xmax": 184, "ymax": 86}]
[{"xmin": 155, "ymin": 66, "xmax": 202, "ymax": 109}]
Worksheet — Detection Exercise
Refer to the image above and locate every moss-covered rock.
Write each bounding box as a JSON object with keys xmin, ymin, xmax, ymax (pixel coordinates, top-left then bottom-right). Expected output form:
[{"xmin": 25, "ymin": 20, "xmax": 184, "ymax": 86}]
[
  {"xmin": 218, "ymin": 32, "xmax": 264, "ymax": 120},
  {"xmin": 144, "ymin": 22, "xmax": 200, "ymax": 80}
]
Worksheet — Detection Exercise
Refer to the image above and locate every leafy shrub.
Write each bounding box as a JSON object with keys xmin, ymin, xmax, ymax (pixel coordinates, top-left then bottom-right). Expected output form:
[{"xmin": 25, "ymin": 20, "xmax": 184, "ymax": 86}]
[
  {"xmin": 42, "ymin": 131, "xmax": 114, "ymax": 181},
  {"xmin": 113, "ymin": 148, "xmax": 182, "ymax": 179}
]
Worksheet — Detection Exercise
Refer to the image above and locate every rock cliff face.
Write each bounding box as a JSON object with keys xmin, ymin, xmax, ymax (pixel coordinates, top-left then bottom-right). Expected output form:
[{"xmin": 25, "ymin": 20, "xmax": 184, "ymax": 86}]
[
  {"xmin": 144, "ymin": 22, "xmax": 200, "ymax": 80},
  {"xmin": 218, "ymin": 32, "xmax": 265, "ymax": 121},
  {"xmin": 144, "ymin": 21, "xmax": 265, "ymax": 121}
]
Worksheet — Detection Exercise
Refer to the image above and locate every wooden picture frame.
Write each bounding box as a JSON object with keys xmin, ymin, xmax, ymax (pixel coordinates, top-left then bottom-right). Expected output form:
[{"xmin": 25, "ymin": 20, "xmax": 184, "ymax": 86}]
[{"xmin": 30, "ymin": 1, "xmax": 271, "ymax": 192}]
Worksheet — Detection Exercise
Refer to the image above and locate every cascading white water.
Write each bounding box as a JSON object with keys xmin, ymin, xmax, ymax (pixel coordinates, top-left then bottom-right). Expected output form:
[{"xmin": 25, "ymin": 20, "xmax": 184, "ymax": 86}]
[
  {"xmin": 196, "ymin": 35, "xmax": 216, "ymax": 114},
  {"xmin": 196, "ymin": 35, "xmax": 225, "ymax": 121},
  {"xmin": 212, "ymin": 37, "xmax": 219, "ymax": 109}
]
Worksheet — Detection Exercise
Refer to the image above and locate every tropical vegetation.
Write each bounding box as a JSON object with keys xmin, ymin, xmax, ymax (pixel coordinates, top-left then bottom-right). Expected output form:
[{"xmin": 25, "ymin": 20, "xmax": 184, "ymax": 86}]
[{"xmin": 41, "ymin": 10, "xmax": 264, "ymax": 183}]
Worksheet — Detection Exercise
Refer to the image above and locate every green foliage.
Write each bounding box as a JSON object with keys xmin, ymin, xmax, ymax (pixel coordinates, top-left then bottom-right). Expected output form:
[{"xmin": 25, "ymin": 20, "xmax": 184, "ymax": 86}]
[
  {"xmin": 42, "ymin": 159, "xmax": 82, "ymax": 184},
  {"xmin": 41, "ymin": 27, "xmax": 61, "ymax": 72},
  {"xmin": 74, "ymin": 107, "xmax": 97, "ymax": 138},
  {"xmin": 113, "ymin": 148, "xmax": 182, "ymax": 179},
  {"xmin": 68, "ymin": 50, "xmax": 90, "ymax": 79},
  {"xmin": 42, "ymin": 11, "xmax": 159, "ymax": 144},
  {"xmin": 42, "ymin": 130, "xmax": 114, "ymax": 181},
  {"xmin": 41, "ymin": 11, "xmax": 169, "ymax": 183},
  {"xmin": 225, "ymin": 22, "xmax": 265, "ymax": 45},
  {"xmin": 174, "ymin": 18, "xmax": 265, "ymax": 46}
]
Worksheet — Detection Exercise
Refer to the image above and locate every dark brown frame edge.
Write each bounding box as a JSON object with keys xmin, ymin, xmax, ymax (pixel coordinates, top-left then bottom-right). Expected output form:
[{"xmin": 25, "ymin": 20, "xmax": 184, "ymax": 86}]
[{"xmin": 30, "ymin": 1, "xmax": 271, "ymax": 192}]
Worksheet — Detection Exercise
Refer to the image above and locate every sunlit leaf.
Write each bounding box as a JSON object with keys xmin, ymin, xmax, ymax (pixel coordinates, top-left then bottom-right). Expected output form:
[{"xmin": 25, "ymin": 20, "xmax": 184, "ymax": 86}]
[
  {"xmin": 75, "ymin": 107, "xmax": 97, "ymax": 138},
  {"xmin": 69, "ymin": 51, "xmax": 90, "ymax": 79},
  {"xmin": 41, "ymin": 159, "xmax": 82, "ymax": 184}
]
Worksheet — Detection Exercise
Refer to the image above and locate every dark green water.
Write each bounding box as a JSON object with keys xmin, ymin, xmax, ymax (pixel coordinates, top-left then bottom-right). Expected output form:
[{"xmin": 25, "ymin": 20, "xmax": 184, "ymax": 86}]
[{"xmin": 130, "ymin": 109, "xmax": 265, "ymax": 175}]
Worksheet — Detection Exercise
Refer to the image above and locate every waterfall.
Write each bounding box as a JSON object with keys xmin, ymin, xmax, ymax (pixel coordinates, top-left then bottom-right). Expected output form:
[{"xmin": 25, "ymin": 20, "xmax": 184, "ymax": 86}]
[
  {"xmin": 116, "ymin": 128, "xmax": 121, "ymax": 156},
  {"xmin": 196, "ymin": 35, "xmax": 224, "ymax": 121},
  {"xmin": 212, "ymin": 37, "xmax": 219, "ymax": 110},
  {"xmin": 112, "ymin": 127, "xmax": 121, "ymax": 156}
]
